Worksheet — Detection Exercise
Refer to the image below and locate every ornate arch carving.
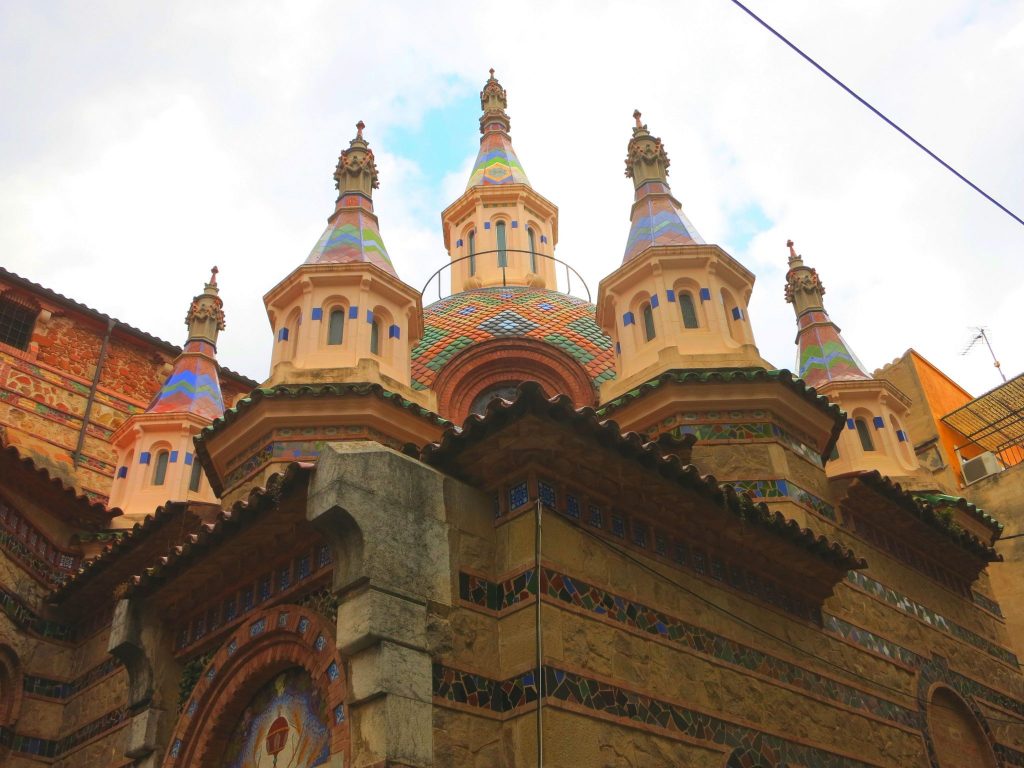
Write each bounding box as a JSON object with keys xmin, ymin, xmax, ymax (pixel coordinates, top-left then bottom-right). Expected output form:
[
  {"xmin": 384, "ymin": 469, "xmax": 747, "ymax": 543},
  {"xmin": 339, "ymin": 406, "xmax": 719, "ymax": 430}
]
[
  {"xmin": 0, "ymin": 644, "xmax": 23, "ymax": 728},
  {"xmin": 433, "ymin": 337, "xmax": 596, "ymax": 423},
  {"xmin": 164, "ymin": 605, "xmax": 347, "ymax": 767}
]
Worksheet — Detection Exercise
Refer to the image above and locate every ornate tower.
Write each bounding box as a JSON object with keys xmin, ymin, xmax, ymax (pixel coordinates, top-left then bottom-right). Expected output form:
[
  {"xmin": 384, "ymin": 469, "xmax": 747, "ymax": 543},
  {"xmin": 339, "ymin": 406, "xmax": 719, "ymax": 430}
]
[
  {"xmin": 440, "ymin": 70, "xmax": 559, "ymax": 292},
  {"xmin": 108, "ymin": 269, "xmax": 226, "ymax": 523},
  {"xmin": 786, "ymin": 240, "xmax": 920, "ymax": 478},
  {"xmin": 596, "ymin": 111, "xmax": 770, "ymax": 401},
  {"xmin": 197, "ymin": 126, "xmax": 444, "ymax": 505},
  {"xmin": 263, "ymin": 122, "xmax": 426, "ymax": 401}
]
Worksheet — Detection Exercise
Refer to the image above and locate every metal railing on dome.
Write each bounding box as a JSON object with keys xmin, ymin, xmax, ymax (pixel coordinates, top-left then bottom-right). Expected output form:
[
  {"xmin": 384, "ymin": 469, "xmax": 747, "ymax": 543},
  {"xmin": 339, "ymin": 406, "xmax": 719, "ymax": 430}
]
[{"xmin": 420, "ymin": 249, "xmax": 592, "ymax": 304}]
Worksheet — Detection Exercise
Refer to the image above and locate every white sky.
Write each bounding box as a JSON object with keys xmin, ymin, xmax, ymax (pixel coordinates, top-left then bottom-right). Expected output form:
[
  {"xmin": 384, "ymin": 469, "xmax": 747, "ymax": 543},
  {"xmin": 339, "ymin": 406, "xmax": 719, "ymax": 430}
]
[{"xmin": 2, "ymin": 1, "xmax": 1022, "ymax": 397}]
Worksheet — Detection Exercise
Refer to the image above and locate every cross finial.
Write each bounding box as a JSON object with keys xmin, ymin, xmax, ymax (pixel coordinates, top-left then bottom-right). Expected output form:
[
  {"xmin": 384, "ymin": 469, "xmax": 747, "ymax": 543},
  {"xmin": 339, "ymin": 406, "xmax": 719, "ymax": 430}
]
[
  {"xmin": 356, "ymin": 120, "xmax": 365, "ymax": 140},
  {"xmin": 633, "ymin": 109, "xmax": 643, "ymax": 128},
  {"xmin": 787, "ymin": 239, "xmax": 799, "ymax": 262},
  {"xmin": 489, "ymin": 67, "xmax": 495, "ymax": 79},
  {"xmin": 210, "ymin": 265, "xmax": 219, "ymax": 285}
]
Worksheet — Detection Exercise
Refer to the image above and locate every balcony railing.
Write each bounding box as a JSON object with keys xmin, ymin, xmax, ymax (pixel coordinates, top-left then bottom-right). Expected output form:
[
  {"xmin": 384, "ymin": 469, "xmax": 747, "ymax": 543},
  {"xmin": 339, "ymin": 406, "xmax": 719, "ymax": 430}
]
[{"xmin": 420, "ymin": 248, "xmax": 592, "ymax": 304}]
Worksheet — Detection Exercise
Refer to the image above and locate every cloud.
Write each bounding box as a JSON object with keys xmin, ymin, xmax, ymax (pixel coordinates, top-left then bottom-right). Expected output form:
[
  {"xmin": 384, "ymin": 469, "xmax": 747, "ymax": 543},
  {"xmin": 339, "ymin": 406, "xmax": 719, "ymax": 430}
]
[{"xmin": 0, "ymin": 0, "xmax": 1021, "ymax": 397}]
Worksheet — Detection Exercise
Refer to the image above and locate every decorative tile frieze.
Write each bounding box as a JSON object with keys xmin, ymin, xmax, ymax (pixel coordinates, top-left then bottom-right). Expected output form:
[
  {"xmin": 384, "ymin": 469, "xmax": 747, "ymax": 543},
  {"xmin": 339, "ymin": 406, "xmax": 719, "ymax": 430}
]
[
  {"xmin": 174, "ymin": 545, "xmax": 333, "ymax": 654},
  {"xmin": 845, "ymin": 570, "xmax": 1018, "ymax": 666},
  {"xmin": 972, "ymin": 590, "xmax": 1003, "ymax": 617},
  {"xmin": 850, "ymin": 514, "xmax": 970, "ymax": 597},
  {"xmin": 433, "ymin": 663, "xmax": 877, "ymax": 768},
  {"xmin": 0, "ymin": 497, "xmax": 81, "ymax": 586},
  {"xmin": 23, "ymin": 656, "xmax": 122, "ymax": 700},
  {"xmin": 725, "ymin": 478, "xmax": 835, "ymax": 521},
  {"xmin": 490, "ymin": 478, "xmax": 819, "ymax": 621},
  {"xmin": 459, "ymin": 568, "xmax": 919, "ymax": 727}
]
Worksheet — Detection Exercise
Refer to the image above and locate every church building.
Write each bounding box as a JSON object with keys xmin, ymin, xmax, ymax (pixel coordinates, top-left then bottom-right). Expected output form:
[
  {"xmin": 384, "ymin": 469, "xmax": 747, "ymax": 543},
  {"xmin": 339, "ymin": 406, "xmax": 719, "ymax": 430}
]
[{"xmin": 0, "ymin": 71, "xmax": 1022, "ymax": 768}]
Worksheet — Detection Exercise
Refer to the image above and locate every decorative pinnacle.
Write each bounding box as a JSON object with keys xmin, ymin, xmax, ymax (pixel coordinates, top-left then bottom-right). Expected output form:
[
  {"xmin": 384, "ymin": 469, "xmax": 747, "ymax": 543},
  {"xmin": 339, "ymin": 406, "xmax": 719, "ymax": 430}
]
[
  {"xmin": 784, "ymin": 241, "xmax": 825, "ymax": 306},
  {"xmin": 624, "ymin": 110, "xmax": 669, "ymax": 185},
  {"xmin": 479, "ymin": 68, "xmax": 510, "ymax": 134},
  {"xmin": 186, "ymin": 269, "xmax": 226, "ymax": 340},
  {"xmin": 334, "ymin": 120, "xmax": 380, "ymax": 195}
]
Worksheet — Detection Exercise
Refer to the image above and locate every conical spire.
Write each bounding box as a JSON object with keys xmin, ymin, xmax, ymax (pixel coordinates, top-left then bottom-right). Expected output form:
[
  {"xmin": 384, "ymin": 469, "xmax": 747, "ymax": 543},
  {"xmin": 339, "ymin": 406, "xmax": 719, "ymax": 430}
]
[
  {"xmin": 622, "ymin": 110, "xmax": 704, "ymax": 262},
  {"xmin": 785, "ymin": 240, "xmax": 870, "ymax": 388},
  {"xmin": 465, "ymin": 69, "xmax": 530, "ymax": 189},
  {"xmin": 306, "ymin": 122, "xmax": 395, "ymax": 275},
  {"xmin": 146, "ymin": 268, "xmax": 226, "ymax": 420}
]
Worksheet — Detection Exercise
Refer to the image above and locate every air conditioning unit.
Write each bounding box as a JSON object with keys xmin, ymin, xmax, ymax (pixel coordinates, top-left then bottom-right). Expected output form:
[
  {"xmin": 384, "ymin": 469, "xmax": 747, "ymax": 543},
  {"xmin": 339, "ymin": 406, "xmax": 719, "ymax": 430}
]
[{"xmin": 962, "ymin": 452, "xmax": 1002, "ymax": 485}]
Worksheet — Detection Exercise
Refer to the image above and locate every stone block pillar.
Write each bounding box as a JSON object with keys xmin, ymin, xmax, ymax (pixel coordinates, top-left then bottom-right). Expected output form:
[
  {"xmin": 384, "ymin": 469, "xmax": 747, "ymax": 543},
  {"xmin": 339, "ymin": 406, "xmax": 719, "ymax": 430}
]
[{"xmin": 308, "ymin": 442, "xmax": 455, "ymax": 768}]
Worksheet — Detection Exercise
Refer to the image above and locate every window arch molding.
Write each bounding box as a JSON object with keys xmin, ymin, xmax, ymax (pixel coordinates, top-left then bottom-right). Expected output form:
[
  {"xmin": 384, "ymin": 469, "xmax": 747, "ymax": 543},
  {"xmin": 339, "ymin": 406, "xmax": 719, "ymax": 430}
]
[
  {"xmin": 0, "ymin": 643, "xmax": 24, "ymax": 730},
  {"xmin": 369, "ymin": 305, "xmax": 394, "ymax": 360},
  {"xmin": 147, "ymin": 441, "xmax": 174, "ymax": 487},
  {"xmin": 922, "ymin": 683, "xmax": 999, "ymax": 768},
  {"xmin": 671, "ymin": 278, "xmax": 706, "ymax": 330},
  {"xmin": 432, "ymin": 338, "xmax": 595, "ymax": 423},
  {"xmin": 628, "ymin": 290, "xmax": 657, "ymax": 346},
  {"xmin": 164, "ymin": 605, "xmax": 349, "ymax": 768},
  {"xmin": 0, "ymin": 290, "xmax": 41, "ymax": 352}
]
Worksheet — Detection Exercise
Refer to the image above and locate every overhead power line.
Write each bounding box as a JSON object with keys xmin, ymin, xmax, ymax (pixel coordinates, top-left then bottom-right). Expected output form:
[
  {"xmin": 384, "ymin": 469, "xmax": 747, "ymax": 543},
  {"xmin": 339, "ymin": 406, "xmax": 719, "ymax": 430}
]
[{"xmin": 727, "ymin": 0, "xmax": 1024, "ymax": 228}]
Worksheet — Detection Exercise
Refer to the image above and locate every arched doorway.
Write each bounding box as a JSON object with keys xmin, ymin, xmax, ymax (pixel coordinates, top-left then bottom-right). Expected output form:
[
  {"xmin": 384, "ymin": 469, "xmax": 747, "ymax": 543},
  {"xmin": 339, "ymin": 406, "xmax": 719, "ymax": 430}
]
[{"xmin": 926, "ymin": 684, "xmax": 998, "ymax": 768}]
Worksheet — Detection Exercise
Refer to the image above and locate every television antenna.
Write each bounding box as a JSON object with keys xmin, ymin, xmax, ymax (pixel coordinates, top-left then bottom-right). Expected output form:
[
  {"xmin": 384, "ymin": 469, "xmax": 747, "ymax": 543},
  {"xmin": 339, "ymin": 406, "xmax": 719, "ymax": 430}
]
[{"xmin": 961, "ymin": 327, "xmax": 1006, "ymax": 383}]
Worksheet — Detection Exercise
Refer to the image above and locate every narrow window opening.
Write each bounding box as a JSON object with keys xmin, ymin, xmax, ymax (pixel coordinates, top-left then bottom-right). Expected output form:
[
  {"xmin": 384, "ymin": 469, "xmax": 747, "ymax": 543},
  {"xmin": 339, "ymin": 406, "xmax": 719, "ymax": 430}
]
[
  {"xmin": 855, "ymin": 418, "xmax": 875, "ymax": 451},
  {"xmin": 370, "ymin": 320, "xmax": 380, "ymax": 355},
  {"xmin": 188, "ymin": 461, "xmax": 202, "ymax": 492},
  {"xmin": 327, "ymin": 309, "xmax": 345, "ymax": 345},
  {"xmin": 153, "ymin": 450, "xmax": 170, "ymax": 486},
  {"xmin": 528, "ymin": 227, "xmax": 537, "ymax": 273},
  {"xmin": 680, "ymin": 292, "xmax": 699, "ymax": 328},
  {"xmin": 642, "ymin": 303, "xmax": 656, "ymax": 342},
  {"xmin": 468, "ymin": 230, "xmax": 476, "ymax": 276},
  {"xmin": 0, "ymin": 296, "xmax": 38, "ymax": 350},
  {"xmin": 496, "ymin": 221, "xmax": 507, "ymax": 267}
]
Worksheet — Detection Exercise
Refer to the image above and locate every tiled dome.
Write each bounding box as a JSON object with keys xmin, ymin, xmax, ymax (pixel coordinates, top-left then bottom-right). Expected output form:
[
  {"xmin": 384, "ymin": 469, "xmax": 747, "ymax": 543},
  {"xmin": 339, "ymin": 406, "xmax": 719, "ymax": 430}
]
[{"xmin": 411, "ymin": 287, "xmax": 615, "ymax": 392}]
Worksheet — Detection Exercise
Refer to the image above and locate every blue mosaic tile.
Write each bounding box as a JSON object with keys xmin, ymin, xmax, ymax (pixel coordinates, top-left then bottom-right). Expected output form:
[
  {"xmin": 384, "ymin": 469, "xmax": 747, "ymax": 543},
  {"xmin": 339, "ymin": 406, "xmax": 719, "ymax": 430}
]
[
  {"xmin": 327, "ymin": 662, "xmax": 340, "ymax": 681},
  {"xmin": 509, "ymin": 481, "xmax": 529, "ymax": 510},
  {"xmin": 611, "ymin": 515, "xmax": 625, "ymax": 538},
  {"xmin": 566, "ymin": 494, "xmax": 581, "ymax": 519},
  {"xmin": 588, "ymin": 505, "xmax": 603, "ymax": 528},
  {"xmin": 249, "ymin": 618, "xmax": 266, "ymax": 637},
  {"xmin": 538, "ymin": 480, "xmax": 556, "ymax": 508},
  {"xmin": 297, "ymin": 617, "xmax": 311, "ymax": 635},
  {"xmin": 334, "ymin": 704, "xmax": 346, "ymax": 724},
  {"xmin": 315, "ymin": 634, "xmax": 327, "ymax": 651}
]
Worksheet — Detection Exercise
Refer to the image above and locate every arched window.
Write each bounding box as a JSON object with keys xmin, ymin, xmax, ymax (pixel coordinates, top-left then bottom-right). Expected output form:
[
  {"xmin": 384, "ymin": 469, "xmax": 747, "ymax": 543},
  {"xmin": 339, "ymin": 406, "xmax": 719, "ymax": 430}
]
[
  {"xmin": 188, "ymin": 460, "xmax": 202, "ymax": 492},
  {"xmin": 0, "ymin": 293, "xmax": 39, "ymax": 351},
  {"xmin": 369, "ymin": 319, "xmax": 380, "ymax": 355},
  {"xmin": 468, "ymin": 230, "xmax": 476, "ymax": 276},
  {"xmin": 496, "ymin": 221, "xmax": 507, "ymax": 267},
  {"xmin": 469, "ymin": 382, "xmax": 521, "ymax": 417},
  {"xmin": 855, "ymin": 417, "xmax": 875, "ymax": 452},
  {"xmin": 679, "ymin": 291, "xmax": 699, "ymax": 328},
  {"xmin": 327, "ymin": 309, "xmax": 345, "ymax": 345},
  {"xmin": 642, "ymin": 303, "xmax": 656, "ymax": 342},
  {"xmin": 153, "ymin": 450, "xmax": 170, "ymax": 486},
  {"xmin": 528, "ymin": 227, "xmax": 537, "ymax": 272}
]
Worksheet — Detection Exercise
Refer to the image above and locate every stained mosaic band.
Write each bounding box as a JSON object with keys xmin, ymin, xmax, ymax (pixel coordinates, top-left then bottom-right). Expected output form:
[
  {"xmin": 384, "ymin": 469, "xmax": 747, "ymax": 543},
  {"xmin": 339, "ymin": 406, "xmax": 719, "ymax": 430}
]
[
  {"xmin": 725, "ymin": 478, "xmax": 835, "ymax": 521},
  {"xmin": 845, "ymin": 570, "xmax": 1018, "ymax": 666},
  {"xmin": 460, "ymin": 567, "xmax": 1024, "ymax": 725},
  {"xmin": 659, "ymin": 418, "xmax": 825, "ymax": 470},
  {"xmin": 2, "ymin": 705, "xmax": 128, "ymax": 759},
  {"xmin": 174, "ymin": 543, "xmax": 332, "ymax": 653},
  {"xmin": 0, "ymin": 497, "xmax": 81, "ymax": 586},
  {"xmin": 0, "ymin": 583, "xmax": 74, "ymax": 640},
  {"xmin": 23, "ymin": 656, "xmax": 122, "ymax": 700},
  {"xmin": 434, "ymin": 662, "xmax": 876, "ymax": 768},
  {"xmin": 460, "ymin": 568, "xmax": 919, "ymax": 728},
  {"xmin": 972, "ymin": 590, "xmax": 1004, "ymax": 617}
]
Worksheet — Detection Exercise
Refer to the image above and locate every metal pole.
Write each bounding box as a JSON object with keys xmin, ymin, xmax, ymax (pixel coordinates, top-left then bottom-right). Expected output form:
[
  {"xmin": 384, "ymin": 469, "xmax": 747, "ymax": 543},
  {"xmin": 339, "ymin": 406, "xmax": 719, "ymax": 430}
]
[
  {"xmin": 535, "ymin": 497, "xmax": 543, "ymax": 768},
  {"xmin": 73, "ymin": 318, "xmax": 115, "ymax": 466},
  {"xmin": 980, "ymin": 329, "xmax": 1007, "ymax": 382}
]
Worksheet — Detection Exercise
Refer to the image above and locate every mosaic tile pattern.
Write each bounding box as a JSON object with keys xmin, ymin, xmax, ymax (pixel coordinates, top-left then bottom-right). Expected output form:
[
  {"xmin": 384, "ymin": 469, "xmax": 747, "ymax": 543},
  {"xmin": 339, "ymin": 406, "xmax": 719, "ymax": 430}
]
[
  {"xmin": 852, "ymin": 514, "xmax": 970, "ymax": 596},
  {"xmin": 845, "ymin": 570, "xmax": 1018, "ymax": 666},
  {"xmin": 23, "ymin": 656, "xmax": 122, "ymax": 700},
  {"xmin": 623, "ymin": 181, "xmax": 705, "ymax": 262},
  {"xmin": 795, "ymin": 311, "xmax": 870, "ymax": 389},
  {"xmin": 972, "ymin": 590, "xmax": 1003, "ymax": 617},
  {"xmin": 305, "ymin": 192, "xmax": 395, "ymax": 275},
  {"xmin": 147, "ymin": 340, "xmax": 225, "ymax": 421},
  {"xmin": 411, "ymin": 287, "xmax": 615, "ymax": 391},
  {"xmin": 656, "ymin": 413, "xmax": 824, "ymax": 468},
  {"xmin": 460, "ymin": 567, "xmax": 919, "ymax": 727},
  {"xmin": 726, "ymin": 478, "xmax": 836, "ymax": 522},
  {"xmin": 434, "ymin": 663, "xmax": 875, "ymax": 768},
  {"xmin": 465, "ymin": 129, "xmax": 530, "ymax": 188},
  {"xmin": 0, "ymin": 497, "xmax": 81, "ymax": 586},
  {"xmin": 0, "ymin": 583, "xmax": 74, "ymax": 641},
  {"xmin": 174, "ymin": 545, "xmax": 333, "ymax": 653}
]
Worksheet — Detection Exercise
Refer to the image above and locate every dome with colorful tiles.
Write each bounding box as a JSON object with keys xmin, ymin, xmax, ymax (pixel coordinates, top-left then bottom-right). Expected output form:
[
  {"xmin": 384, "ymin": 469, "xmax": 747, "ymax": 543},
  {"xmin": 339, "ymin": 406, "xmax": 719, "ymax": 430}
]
[{"xmin": 411, "ymin": 286, "xmax": 615, "ymax": 394}]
